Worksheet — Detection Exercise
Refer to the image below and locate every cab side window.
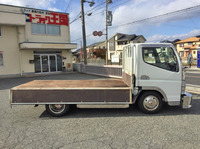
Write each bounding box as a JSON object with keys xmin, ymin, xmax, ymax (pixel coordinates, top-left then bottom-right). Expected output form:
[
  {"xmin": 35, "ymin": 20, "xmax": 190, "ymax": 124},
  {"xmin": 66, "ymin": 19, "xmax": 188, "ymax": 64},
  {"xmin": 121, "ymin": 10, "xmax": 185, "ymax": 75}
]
[{"xmin": 143, "ymin": 47, "xmax": 179, "ymax": 72}]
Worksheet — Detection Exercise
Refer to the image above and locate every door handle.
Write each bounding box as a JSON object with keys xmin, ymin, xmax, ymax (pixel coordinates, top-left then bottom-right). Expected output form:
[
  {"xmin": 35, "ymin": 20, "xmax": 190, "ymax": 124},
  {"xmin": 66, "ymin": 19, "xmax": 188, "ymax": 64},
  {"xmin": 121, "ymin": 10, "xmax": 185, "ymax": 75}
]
[{"xmin": 141, "ymin": 75, "xmax": 150, "ymax": 80}]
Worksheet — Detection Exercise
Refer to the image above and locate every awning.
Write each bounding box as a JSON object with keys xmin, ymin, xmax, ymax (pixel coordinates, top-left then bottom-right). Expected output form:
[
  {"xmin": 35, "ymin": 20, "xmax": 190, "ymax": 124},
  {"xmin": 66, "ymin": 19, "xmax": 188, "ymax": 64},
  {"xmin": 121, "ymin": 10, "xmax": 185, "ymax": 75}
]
[{"xmin": 20, "ymin": 42, "xmax": 77, "ymax": 50}]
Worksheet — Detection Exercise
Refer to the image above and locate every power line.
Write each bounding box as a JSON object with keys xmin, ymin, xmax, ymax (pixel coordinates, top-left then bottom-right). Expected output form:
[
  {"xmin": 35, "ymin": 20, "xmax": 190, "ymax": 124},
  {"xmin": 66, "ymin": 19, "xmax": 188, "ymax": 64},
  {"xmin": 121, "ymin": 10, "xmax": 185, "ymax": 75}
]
[
  {"xmin": 71, "ymin": 4, "xmax": 200, "ymax": 42},
  {"xmin": 71, "ymin": 34, "xmax": 93, "ymax": 43},
  {"xmin": 185, "ymin": 9, "xmax": 199, "ymax": 30},
  {"xmin": 70, "ymin": 1, "xmax": 106, "ymax": 24},
  {"xmin": 65, "ymin": 0, "xmax": 72, "ymax": 12},
  {"xmin": 71, "ymin": 27, "xmax": 106, "ymax": 42},
  {"xmin": 109, "ymin": 0, "xmax": 131, "ymax": 10},
  {"xmin": 90, "ymin": 0, "xmax": 131, "ymax": 16},
  {"xmin": 86, "ymin": 1, "xmax": 105, "ymax": 13},
  {"xmin": 110, "ymin": 4, "xmax": 200, "ymax": 29},
  {"xmin": 70, "ymin": 12, "xmax": 81, "ymax": 24}
]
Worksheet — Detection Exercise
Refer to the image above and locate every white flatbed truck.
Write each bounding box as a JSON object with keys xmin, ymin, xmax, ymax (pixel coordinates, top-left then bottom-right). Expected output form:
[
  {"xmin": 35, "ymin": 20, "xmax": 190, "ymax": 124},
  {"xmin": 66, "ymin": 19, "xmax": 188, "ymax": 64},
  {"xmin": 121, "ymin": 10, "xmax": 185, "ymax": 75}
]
[{"xmin": 10, "ymin": 43, "xmax": 192, "ymax": 116}]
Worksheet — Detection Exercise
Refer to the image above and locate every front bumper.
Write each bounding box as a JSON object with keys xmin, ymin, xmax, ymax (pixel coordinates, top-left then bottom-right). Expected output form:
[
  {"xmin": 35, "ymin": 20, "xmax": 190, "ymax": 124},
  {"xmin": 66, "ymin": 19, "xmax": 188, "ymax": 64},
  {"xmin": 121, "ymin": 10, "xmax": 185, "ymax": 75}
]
[{"xmin": 182, "ymin": 92, "xmax": 192, "ymax": 109}]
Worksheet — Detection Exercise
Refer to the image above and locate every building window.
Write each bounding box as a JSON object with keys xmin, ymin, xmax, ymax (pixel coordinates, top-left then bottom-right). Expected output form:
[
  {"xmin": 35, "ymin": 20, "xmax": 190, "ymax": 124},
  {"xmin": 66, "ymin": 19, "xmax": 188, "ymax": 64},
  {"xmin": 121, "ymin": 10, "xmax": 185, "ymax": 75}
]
[
  {"xmin": 31, "ymin": 23, "xmax": 60, "ymax": 35},
  {"xmin": 109, "ymin": 43, "xmax": 114, "ymax": 47},
  {"xmin": 0, "ymin": 51, "xmax": 3, "ymax": 66},
  {"xmin": 188, "ymin": 42, "xmax": 193, "ymax": 45},
  {"xmin": 179, "ymin": 43, "xmax": 184, "ymax": 47},
  {"xmin": 193, "ymin": 51, "xmax": 196, "ymax": 54},
  {"xmin": 179, "ymin": 51, "xmax": 184, "ymax": 57},
  {"xmin": 118, "ymin": 41, "xmax": 127, "ymax": 45},
  {"xmin": 47, "ymin": 24, "xmax": 60, "ymax": 35},
  {"xmin": 32, "ymin": 23, "xmax": 46, "ymax": 34}
]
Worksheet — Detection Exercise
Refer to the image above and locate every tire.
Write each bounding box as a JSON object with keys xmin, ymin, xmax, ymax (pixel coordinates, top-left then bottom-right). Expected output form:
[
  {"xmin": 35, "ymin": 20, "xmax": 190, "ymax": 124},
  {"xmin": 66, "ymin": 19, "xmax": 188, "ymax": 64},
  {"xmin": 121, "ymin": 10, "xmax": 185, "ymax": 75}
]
[
  {"xmin": 138, "ymin": 91, "xmax": 163, "ymax": 114},
  {"xmin": 45, "ymin": 104, "xmax": 70, "ymax": 117}
]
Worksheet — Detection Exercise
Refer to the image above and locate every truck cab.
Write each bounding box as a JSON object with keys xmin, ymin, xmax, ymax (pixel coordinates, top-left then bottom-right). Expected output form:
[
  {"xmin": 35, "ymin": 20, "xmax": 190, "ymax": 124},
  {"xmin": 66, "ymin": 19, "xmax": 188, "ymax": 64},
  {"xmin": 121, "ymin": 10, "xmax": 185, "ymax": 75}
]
[{"xmin": 122, "ymin": 43, "xmax": 192, "ymax": 113}]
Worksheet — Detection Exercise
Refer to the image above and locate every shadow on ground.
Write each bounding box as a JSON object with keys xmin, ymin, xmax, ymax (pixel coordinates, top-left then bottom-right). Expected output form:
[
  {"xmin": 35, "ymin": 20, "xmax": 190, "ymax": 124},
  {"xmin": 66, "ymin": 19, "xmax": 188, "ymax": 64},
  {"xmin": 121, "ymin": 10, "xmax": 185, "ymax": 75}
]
[{"xmin": 39, "ymin": 99, "xmax": 200, "ymax": 119}]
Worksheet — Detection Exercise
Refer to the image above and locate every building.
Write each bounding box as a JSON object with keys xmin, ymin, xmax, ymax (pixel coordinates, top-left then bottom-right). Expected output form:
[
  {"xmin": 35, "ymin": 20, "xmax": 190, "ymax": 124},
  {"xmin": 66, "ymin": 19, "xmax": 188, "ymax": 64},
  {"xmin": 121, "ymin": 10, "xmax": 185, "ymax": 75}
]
[
  {"xmin": 160, "ymin": 39, "xmax": 181, "ymax": 46},
  {"xmin": 175, "ymin": 36, "xmax": 200, "ymax": 59},
  {"xmin": 108, "ymin": 33, "xmax": 146, "ymax": 60},
  {"xmin": 86, "ymin": 41, "xmax": 106, "ymax": 59},
  {"xmin": 0, "ymin": 4, "xmax": 77, "ymax": 78}
]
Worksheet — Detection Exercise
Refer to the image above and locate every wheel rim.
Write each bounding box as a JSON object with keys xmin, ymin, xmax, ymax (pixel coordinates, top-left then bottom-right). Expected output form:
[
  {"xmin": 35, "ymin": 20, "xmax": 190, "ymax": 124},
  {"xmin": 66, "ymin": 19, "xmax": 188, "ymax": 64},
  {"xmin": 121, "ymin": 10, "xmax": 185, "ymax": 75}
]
[
  {"xmin": 143, "ymin": 95, "xmax": 159, "ymax": 111},
  {"xmin": 49, "ymin": 104, "xmax": 66, "ymax": 114}
]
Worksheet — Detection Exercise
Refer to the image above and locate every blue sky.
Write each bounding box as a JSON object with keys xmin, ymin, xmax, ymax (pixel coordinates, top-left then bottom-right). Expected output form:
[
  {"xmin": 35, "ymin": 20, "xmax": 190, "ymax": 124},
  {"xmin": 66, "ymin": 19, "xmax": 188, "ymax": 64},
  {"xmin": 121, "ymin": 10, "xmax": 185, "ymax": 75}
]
[{"xmin": 1, "ymin": 0, "xmax": 200, "ymax": 48}]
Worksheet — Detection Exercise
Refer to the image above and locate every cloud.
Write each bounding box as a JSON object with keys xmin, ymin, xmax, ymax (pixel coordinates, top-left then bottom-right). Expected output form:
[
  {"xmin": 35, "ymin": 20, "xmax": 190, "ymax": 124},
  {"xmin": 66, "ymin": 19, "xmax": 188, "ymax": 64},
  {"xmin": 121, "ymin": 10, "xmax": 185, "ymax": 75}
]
[
  {"xmin": 1, "ymin": 0, "xmax": 200, "ymax": 47},
  {"xmin": 0, "ymin": 0, "xmax": 23, "ymax": 6},
  {"xmin": 109, "ymin": 0, "xmax": 200, "ymax": 37},
  {"xmin": 69, "ymin": 0, "xmax": 200, "ymax": 46},
  {"xmin": 0, "ymin": 0, "xmax": 58, "ymax": 11},
  {"xmin": 48, "ymin": 7, "xmax": 61, "ymax": 12},
  {"xmin": 147, "ymin": 29, "xmax": 200, "ymax": 42}
]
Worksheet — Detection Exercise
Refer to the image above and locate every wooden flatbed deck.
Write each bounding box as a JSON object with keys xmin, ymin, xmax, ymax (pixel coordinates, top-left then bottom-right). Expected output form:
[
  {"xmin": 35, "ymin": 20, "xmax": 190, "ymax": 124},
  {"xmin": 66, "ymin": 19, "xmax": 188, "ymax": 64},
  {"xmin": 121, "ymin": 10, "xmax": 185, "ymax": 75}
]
[
  {"xmin": 12, "ymin": 80, "xmax": 129, "ymax": 89},
  {"xmin": 11, "ymin": 80, "xmax": 131, "ymax": 104}
]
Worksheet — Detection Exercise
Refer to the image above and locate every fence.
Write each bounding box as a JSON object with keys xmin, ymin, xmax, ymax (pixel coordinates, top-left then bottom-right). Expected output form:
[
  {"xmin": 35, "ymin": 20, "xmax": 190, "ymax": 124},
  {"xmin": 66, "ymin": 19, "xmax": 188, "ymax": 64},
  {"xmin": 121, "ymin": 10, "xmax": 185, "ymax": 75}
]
[
  {"xmin": 73, "ymin": 63, "xmax": 122, "ymax": 78},
  {"xmin": 87, "ymin": 59, "xmax": 105, "ymax": 66}
]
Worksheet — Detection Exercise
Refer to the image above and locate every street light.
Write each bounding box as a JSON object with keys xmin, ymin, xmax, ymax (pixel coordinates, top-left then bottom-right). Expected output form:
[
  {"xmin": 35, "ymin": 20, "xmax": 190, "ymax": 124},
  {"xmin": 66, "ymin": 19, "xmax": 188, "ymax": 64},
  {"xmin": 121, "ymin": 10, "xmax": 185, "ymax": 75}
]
[{"xmin": 81, "ymin": 0, "xmax": 95, "ymax": 65}]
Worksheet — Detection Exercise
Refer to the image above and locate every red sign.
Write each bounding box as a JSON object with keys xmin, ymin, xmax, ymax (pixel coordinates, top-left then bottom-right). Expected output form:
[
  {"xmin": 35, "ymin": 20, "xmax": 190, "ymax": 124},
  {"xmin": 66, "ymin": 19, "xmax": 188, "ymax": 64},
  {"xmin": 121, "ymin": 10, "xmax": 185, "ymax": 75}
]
[
  {"xmin": 25, "ymin": 12, "xmax": 69, "ymax": 26},
  {"xmin": 93, "ymin": 31, "xmax": 98, "ymax": 36},
  {"xmin": 93, "ymin": 31, "xmax": 103, "ymax": 37},
  {"xmin": 98, "ymin": 31, "xmax": 103, "ymax": 36}
]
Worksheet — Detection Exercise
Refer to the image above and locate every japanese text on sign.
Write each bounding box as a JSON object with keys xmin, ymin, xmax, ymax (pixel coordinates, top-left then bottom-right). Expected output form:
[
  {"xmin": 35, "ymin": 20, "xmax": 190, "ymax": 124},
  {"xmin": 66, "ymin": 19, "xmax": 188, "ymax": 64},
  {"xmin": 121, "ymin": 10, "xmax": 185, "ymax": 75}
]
[{"xmin": 25, "ymin": 12, "xmax": 69, "ymax": 26}]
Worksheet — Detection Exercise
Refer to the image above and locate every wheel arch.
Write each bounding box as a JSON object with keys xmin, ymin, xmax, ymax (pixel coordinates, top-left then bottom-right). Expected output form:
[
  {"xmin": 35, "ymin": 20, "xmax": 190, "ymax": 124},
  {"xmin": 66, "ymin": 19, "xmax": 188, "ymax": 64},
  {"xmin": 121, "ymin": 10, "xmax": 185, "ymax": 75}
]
[{"xmin": 134, "ymin": 87, "xmax": 167, "ymax": 103}]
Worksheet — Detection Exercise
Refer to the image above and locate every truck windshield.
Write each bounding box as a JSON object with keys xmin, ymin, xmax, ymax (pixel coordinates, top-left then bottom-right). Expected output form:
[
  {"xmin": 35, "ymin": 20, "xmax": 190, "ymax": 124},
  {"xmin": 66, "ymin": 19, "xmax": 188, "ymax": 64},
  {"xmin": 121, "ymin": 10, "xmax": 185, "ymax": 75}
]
[{"xmin": 142, "ymin": 47, "xmax": 179, "ymax": 72}]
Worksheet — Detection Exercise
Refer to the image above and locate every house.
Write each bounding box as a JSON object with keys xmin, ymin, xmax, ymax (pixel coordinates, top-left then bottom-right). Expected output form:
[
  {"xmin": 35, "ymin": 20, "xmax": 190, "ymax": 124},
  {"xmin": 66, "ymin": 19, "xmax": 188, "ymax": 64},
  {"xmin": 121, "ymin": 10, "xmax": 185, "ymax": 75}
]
[
  {"xmin": 160, "ymin": 39, "xmax": 181, "ymax": 46},
  {"xmin": 108, "ymin": 33, "xmax": 146, "ymax": 60},
  {"xmin": 0, "ymin": 4, "xmax": 77, "ymax": 78},
  {"xmin": 86, "ymin": 41, "xmax": 106, "ymax": 59},
  {"xmin": 175, "ymin": 36, "xmax": 200, "ymax": 59}
]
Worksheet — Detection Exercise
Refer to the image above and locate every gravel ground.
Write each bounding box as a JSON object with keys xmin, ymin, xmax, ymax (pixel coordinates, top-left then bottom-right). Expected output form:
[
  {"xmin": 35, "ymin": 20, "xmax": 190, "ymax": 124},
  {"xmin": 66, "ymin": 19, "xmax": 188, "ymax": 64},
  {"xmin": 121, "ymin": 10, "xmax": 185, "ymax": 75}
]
[{"xmin": 0, "ymin": 73, "xmax": 200, "ymax": 149}]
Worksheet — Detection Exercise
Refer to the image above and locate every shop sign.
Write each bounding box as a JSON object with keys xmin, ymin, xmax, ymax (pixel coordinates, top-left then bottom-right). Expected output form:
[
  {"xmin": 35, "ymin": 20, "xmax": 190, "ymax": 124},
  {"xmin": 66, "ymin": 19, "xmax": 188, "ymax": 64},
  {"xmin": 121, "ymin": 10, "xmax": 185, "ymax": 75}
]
[{"xmin": 25, "ymin": 12, "xmax": 69, "ymax": 26}]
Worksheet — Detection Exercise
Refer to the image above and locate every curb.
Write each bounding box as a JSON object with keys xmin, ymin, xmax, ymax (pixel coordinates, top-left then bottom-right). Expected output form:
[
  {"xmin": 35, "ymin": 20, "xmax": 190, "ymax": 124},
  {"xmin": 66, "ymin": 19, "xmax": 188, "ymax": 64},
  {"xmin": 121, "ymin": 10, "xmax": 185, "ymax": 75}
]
[{"xmin": 186, "ymin": 69, "xmax": 200, "ymax": 72}]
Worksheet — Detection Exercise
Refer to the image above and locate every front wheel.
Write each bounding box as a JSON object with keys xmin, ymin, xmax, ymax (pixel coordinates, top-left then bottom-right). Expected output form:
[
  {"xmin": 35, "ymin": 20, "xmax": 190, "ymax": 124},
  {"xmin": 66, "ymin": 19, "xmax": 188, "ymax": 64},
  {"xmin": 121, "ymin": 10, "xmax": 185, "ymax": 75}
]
[
  {"xmin": 45, "ymin": 104, "xmax": 70, "ymax": 117},
  {"xmin": 138, "ymin": 91, "xmax": 163, "ymax": 114}
]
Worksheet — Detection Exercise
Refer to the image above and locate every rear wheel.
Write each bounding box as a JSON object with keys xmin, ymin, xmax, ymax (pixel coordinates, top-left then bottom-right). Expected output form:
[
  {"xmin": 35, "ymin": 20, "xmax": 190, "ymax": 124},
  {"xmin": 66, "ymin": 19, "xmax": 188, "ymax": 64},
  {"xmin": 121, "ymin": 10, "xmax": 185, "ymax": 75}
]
[
  {"xmin": 138, "ymin": 91, "xmax": 163, "ymax": 114},
  {"xmin": 45, "ymin": 104, "xmax": 70, "ymax": 117}
]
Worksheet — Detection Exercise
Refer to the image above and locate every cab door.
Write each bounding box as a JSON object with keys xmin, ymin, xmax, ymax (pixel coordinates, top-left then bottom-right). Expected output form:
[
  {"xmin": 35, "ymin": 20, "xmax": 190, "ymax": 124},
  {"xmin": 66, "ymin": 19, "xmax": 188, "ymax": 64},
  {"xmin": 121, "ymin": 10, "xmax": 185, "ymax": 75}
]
[{"xmin": 137, "ymin": 44, "xmax": 182, "ymax": 104}]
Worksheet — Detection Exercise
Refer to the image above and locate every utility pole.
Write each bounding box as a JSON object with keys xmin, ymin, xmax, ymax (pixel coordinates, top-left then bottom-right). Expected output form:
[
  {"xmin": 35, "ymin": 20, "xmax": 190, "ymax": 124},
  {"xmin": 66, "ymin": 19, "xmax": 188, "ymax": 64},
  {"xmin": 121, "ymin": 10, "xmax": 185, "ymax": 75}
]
[
  {"xmin": 81, "ymin": 0, "xmax": 87, "ymax": 64},
  {"xmin": 105, "ymin": 0, "xmax": 112, "ymax": 65},
  {"xmin": 105, "ymin": 0, "xmax": 108, "ymax": 65}
]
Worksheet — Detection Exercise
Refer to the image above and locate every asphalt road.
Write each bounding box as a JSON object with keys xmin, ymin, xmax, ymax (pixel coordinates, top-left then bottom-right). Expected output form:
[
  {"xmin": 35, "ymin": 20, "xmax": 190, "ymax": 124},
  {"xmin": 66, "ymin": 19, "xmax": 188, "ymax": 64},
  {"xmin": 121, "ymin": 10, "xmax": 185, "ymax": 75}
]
[
  {"xmin": 186, "ymin": 72, "xmax": 200, "ymax": 86},
  {"xmin": 0, "ymin": 73, "xmax": 200, "ymax": 149}
]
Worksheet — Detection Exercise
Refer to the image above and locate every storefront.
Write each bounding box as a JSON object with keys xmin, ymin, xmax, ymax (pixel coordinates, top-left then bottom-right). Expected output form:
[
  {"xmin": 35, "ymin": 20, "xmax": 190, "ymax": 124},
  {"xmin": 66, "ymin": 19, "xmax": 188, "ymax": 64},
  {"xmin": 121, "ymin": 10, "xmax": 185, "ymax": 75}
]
[
  {"xmin": 34, "ymin": 51, "xmax": 62, "ymax": 73},
  {"xmin": 0, "ymin": 4, "xmax": 77, "ymax": 78}
]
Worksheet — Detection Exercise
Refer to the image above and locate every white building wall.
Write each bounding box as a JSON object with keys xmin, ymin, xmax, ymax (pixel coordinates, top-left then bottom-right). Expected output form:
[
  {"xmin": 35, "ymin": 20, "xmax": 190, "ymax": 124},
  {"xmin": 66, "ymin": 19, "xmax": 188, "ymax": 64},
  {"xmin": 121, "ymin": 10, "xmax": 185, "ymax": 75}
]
[
  {"xmin": 0, "ymin": 4, "xmax": 76, "ymax": 77},
  {"xmin": 21, "ymin": 50, "xmax": 34, "ymax": 74},
  {"xmin": 0, "ymin": 26, "xmax": 21, "ymax": 76}
]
